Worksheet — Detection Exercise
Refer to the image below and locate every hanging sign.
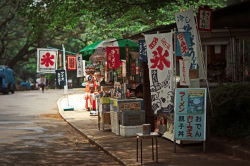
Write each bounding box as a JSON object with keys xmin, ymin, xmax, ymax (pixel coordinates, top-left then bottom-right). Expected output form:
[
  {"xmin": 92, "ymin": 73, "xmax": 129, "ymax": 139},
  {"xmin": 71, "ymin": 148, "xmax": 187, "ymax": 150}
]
[
  {"xmin": 76, "ymin": 54, "xmax": 83, "ymax": 77},
  {"xmin": 139, "ymin": 40, "xmax": 147, "ymax": 62},
  {"xmin": 198, "ymin": 7, "xmax": 212, "ymax": 31},
  {"xmin": 67, "ymin": 55, "xmax": 76, "ymax": 70},
  {"xmin": 58, "ymin": 51, "xmax": 63, "ymax": 68},
  {"xmin": 56, "ymin": 70, "xmax": 66, "ymax": 87},
  {"xmin": 107, "ymin": 47, "xmax": 120, "ymax": 69},
  {"xmin": 176, "ymin": 32, "xmax": 192, "ymax": 57},
  {"xmin": 179, "ymin": 57, "xmax": 191, "ymax": 86},
  {"xmin": 37, "ymin": 48, "xmax": 58, "ymax": 73},
  {"xmin": 145, "ymin": 32, "xmax": 174, "ymax": 115},
  {"xmin": 174, "ymin": 88, "xmax": 207, "ymax": 141},
  {"xmin": 175, "ymin": 10, "xmax": 199, "ymax": 69},
  {"xmin": 82, "ymin": 60, "xmax": 86, "ymax": 77}
]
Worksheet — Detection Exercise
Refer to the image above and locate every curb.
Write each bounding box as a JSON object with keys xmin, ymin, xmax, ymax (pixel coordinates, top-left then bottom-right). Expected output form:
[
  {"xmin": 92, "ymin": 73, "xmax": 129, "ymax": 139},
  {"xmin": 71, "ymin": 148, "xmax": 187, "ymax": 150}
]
[{"xmin": 57, "ymin": 96, "xmax": 127, "ymax": 166}]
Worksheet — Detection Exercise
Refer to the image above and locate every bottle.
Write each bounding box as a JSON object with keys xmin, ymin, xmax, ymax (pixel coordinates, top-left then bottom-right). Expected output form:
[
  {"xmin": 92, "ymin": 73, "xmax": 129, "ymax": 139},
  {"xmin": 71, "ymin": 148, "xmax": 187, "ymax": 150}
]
[{"xmin": 126, "ymin": 89, "xmax": 130, "ymax": 99}]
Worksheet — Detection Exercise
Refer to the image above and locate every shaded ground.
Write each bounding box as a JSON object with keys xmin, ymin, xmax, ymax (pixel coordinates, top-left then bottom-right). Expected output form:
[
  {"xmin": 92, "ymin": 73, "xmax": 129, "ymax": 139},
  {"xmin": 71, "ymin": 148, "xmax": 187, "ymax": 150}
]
[{"xmin": 0, "ymin": 90, "xmax": 121, "ymax": 166}]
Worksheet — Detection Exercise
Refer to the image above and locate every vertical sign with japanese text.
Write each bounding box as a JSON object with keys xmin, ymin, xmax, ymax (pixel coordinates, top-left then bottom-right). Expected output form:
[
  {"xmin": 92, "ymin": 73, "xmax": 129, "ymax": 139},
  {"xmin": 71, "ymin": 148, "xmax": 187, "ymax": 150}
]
[
  {"xmin": 139, "ymin": 39, "xmax": 147, "ymax": 62},
  {"xmin": 76, "ymin": 54, "xmax": 83, "ymax": 77},
  {"xmin": 174, "ymin": 88, "xmax": 207, "ymax": 141},
  {"xmin": 145, "ymin": 33, "xmax": 174, "ymax": 114},
  {"xmin": 175, "ymin": 10, "xmax": 199, "ymax": 69},
  {"xmin": 107, "ymin": 47, "xmax": 120, "ymax": 69},
  {"xmin": 56, "ymin": 70, "xmax": 66, "ymax": 87},
  {"xmin": 67, "ymin": 55, "xmax": 76, "ymax": 70},
  {"xmin": 179, "ymin": 57, "xmax": 191, "ymax": 86},
  {"xmin": 37, "ymin": 48, "xmax": 58, "ymax": 73},
  {"xmin": 198, "ymin": 7, "xmax": 212, "ymax": 31}
]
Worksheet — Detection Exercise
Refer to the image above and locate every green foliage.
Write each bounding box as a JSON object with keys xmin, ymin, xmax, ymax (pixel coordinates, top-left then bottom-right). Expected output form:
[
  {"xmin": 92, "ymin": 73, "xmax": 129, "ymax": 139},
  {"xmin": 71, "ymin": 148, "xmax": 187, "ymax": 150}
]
[
  {"xmin": 210, "ymin": 83, "xmax": 250, "ymax": 140},
  {"xmin": 1, "ymin": 0, "xmax": 227, "ymax": 83}
]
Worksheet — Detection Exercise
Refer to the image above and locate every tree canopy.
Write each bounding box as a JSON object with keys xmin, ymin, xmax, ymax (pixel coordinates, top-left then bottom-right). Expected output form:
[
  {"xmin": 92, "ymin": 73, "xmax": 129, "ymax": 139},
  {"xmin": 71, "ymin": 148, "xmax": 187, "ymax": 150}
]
[{"xmin": 0, "ymin": 0, "xmax": 226, "ymax": 81}]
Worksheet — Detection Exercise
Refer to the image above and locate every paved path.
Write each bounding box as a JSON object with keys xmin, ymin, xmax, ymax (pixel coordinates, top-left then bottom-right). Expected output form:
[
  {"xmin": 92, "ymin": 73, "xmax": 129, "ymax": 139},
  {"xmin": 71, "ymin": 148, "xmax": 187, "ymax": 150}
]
[
  {"xmin": 58, "ymin": 92, "xmax": 250, "ymax": 166},
  {"xmin": 0, "ymin": 89, "xmax": 120, "ymax": 166}
]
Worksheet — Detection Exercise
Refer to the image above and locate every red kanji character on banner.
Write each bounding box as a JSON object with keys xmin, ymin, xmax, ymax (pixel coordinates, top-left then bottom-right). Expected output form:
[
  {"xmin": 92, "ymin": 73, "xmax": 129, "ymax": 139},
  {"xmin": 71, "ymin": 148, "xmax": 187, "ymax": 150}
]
[
  {"xmin": 41, "ymin": 52, "xmax": 55, "ymax": 67},
  {"xmin": 150, "ymin": 46, "xmax": 171, "ymax": 70}
]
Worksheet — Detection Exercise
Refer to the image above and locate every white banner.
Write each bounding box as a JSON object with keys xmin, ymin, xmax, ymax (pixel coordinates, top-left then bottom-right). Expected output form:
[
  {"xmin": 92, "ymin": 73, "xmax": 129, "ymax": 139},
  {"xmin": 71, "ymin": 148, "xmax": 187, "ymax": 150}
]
[
  {"xmin": 145, "ymin": 33, "xmax": 174, "ymax": 115},
  {"xmin": 175, "ymin": 10, "xmax": 200, "ymax": 70},
  {"xmin": 37, "ymin": 48, "xmax": 58, "ymax": 73},
  {"xmin": 82, "ymin": 60, "xmax": 86, "ymax": 77},
  {"xmin": 179, "ymin": 57, "xmax": 191, "ymax": 86},
  {"xmin": 76, "ymin": 54, "xmax": 83, "ymax": 77}
]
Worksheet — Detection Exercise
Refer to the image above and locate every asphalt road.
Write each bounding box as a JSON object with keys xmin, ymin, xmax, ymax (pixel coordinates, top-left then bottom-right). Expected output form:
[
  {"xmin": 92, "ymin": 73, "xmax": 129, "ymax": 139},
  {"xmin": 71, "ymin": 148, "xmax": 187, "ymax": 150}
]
[{"xmin": 0, "ymin": 89, "xmax": 121, "ymax": 166}]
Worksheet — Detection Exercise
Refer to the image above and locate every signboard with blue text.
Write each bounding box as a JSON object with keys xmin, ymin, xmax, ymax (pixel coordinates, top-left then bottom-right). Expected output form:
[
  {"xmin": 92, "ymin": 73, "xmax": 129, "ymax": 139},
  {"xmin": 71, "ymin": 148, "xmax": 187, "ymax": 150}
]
[
  {"xmin": 56, "ymin": 70, "xmax": 66, "ymax": 87},
  {"xmin": 174, "ymin": 88, "xmax": 207, "ymax": 141}
]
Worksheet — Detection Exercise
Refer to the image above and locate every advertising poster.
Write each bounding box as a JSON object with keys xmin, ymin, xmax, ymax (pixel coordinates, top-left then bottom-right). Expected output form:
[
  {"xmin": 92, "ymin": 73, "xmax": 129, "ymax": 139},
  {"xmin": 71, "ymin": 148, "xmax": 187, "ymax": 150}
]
[
  {"xmin": 145, "ymin": 32, "xmax": 174, "ymax": 114},
  {"xmin": 174, "ymin": 88, "xmax": 207, "ymax": 141},
  {"xmin": 37, "ymin": 48, "xmax": 58, "ymax": 73}
]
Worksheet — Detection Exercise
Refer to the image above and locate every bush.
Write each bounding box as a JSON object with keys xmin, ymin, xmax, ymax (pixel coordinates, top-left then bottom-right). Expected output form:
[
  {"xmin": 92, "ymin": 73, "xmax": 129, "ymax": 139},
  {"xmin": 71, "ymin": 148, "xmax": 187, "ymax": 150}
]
[{"xmin": 210, "ymin": 83, "xmax": 250, "ymax": 140}]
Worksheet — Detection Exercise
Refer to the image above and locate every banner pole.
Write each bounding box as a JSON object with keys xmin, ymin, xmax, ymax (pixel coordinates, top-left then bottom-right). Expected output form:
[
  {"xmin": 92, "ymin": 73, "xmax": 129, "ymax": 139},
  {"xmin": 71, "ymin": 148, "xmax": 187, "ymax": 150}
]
[{"xmin": 62, "ymin": 44, "xmax": 68, "ymax": 94}]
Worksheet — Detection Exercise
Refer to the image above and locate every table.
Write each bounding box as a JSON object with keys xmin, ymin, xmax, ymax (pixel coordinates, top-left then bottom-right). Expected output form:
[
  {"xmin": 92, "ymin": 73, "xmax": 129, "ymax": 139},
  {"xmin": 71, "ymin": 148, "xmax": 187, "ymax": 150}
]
[{"xmin": 136, "ymin": 132, "xmax": 159, "ymax": 164}]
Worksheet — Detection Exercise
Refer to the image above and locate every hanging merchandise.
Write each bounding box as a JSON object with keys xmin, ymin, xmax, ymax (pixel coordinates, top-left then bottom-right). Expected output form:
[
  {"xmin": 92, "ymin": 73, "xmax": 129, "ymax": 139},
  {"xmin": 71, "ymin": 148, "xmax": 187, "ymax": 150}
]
[
  {"xmin": 107, "ymin": 47, "xmax": 121, "ymax": 69},
  {"xmin": 37, "ymin": 48, "xmax": 58, "ymax": 73},
  {"xmin": 145, "ymin": 32, "xmax": 174, "ymax": 115},
  {"xmin": 67, "ymin": 55, "xmax": 77, "ymax": 70}
]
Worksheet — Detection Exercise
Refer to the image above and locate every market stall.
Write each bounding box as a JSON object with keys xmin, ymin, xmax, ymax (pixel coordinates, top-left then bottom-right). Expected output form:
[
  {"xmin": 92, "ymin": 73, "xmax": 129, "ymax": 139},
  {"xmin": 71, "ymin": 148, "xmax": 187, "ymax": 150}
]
[{"xmin": 80, "ymin": 38, "xmax": 145, "ymax": 135}]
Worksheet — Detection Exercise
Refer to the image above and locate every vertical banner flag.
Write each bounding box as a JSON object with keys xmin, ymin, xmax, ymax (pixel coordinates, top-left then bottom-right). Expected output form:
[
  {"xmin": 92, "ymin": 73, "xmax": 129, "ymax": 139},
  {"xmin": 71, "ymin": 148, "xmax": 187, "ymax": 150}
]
[
  {"xmin": 82, "ymin": 60, "xmax": 86, "ymax": 77},
  {"xmin": 175, "ymin": 10, "xmax": 199, "ymax": 69},
  {"xmin": 58, "ymin": 51, "xmax": 62, "ymax": 68},
  {"xmin": 56, "ymin": 70, "xmax": 66, "ymax": 86},
  {"xmin": 179, "ymin": 57, "xmax": 191, "ymax": 86},
  {"xmin": 76, "ymin": 54, "xmax": 83, "ymax": 77},
  {"xmin": 37, "ymin": 48, "xmax": 58, "ymax": 73},
  {"xmin": 198, "ymin": 7, "xmax": 212, "ymax": 31},
  {"xmin": 176, "ymin": 32, "xmax": 192, "ymax": 57},
  {"xmin": 67, "ymin": 55, "xmax": 76, "ymax": 70},
  {"xmin": 174, "ymin": 88, "xmax": 207, "ymax": 141},
  {"xmin": 139, "ymin": 40, "xmax": 147, "ymax": 62},
  {"xmin": 107, "ymin": 47, "xmax": 120, "ymax": 69},
  {"xmin": 145, "ymin": 33, "xmax": 174, "ymax": 114}
]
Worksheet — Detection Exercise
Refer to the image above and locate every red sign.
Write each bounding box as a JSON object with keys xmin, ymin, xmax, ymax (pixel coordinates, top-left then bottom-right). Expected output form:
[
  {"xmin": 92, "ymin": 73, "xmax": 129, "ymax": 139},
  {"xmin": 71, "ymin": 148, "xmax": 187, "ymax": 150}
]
[
  {"xmin": 198, "ymin": 7, "xmax": 212, "ymax": 31},
  {"xmin": 107, "ymin": 47, "xmax": 120, "ymax": 69},
  {"xmin": 67, "ymin": 55, "xmax": 76, "ymax": 70}
]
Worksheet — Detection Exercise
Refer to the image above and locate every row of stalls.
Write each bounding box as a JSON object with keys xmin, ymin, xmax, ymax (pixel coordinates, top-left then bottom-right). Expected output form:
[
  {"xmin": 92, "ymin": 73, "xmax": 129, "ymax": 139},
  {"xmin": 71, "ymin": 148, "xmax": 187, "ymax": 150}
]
[
  {"xmin": 127, "ymin": 1, "xmax": 250, "ymax": 142},
  {"xmin": 72, "ymin": 1, "xmax": 250, "ymax": 142}
]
